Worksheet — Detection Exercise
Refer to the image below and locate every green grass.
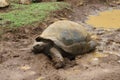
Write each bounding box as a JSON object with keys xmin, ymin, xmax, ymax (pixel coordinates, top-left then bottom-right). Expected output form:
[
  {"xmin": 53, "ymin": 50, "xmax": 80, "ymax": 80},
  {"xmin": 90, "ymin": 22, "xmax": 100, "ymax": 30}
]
[{"xmin": 0, "ymin": 2, "xmax": 69, "ymax": 28}]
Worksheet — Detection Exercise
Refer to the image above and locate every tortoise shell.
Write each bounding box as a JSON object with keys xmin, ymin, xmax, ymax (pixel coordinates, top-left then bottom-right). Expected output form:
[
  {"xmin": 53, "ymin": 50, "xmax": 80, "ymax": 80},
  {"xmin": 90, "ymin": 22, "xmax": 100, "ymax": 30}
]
[{"xmin": 39, "ymin": 20, "xmax": 91, "ymax": 55}]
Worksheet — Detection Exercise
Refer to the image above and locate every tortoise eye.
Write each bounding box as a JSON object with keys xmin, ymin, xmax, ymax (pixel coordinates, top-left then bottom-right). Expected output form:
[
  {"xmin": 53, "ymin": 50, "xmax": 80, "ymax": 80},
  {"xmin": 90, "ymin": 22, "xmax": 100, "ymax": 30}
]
[{"xmin": 35, "ymin": 37, "xmax": 42, "ymax": 42}]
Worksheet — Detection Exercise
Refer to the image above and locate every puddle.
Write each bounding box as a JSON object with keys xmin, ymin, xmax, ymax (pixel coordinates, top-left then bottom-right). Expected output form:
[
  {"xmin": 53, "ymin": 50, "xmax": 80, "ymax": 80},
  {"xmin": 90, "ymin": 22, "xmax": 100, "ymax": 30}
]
[
  {"xmin": 88, "ymin": 52, "xmax": 108, "ymax": 65},
  {"xmin": 86, "ymin": 9, "xmax": 120, "ymax": 29},
  {"xmin": 77, "ymin": 52, "xmax": 108, "ymax": 65},
  {"xmin": 93, "ymin": 52, "xmax": 108, "ymax": 58}
]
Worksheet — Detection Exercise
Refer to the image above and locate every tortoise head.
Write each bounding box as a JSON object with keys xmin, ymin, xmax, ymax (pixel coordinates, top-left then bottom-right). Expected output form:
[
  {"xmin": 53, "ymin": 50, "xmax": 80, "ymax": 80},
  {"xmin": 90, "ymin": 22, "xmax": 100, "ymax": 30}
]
[{"xmin": 32, "ymin": 37, "xmax": 48, "ymax": 53}]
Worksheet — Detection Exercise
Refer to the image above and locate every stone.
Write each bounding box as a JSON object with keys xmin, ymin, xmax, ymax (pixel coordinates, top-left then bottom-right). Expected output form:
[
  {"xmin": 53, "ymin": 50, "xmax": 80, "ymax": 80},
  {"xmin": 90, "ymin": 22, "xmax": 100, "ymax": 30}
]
[{"xmin": 0, "ymin": 0, "xmax": 9, "ymax": 8}]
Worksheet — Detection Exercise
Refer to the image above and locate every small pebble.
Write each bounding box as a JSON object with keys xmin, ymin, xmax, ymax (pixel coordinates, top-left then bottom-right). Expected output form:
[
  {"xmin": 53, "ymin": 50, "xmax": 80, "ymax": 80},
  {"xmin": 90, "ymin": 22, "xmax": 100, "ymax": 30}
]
[
  {"xmin": 20, "ymin": 65, "xmax": 31, "ymax": 70},
  {"xmin": 35, "ymin": 76, "xmax": 45, "ymax": 80},
  {"xmin": 118, "ymin": 60, "xmax": 120, "ymax": 63},
  {"xmin": 91, "ymin": 58, "xmax": 99, "ymax": 65}
]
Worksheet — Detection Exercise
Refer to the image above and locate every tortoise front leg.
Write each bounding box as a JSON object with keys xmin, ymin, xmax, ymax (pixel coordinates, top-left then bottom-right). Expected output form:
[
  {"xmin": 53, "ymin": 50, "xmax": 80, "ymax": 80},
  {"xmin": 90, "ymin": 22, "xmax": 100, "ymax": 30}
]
[{"xmin": 50, "ymin": 47, "xmax": 65, "ymax": 69}]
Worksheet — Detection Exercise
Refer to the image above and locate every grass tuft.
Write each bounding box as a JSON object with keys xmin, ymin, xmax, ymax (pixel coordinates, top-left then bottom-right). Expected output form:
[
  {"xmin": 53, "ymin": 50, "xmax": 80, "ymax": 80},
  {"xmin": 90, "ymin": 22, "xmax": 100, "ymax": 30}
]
[{"xmin": 0, "ymin": 2, "xmax": 69, "ymax": 28}]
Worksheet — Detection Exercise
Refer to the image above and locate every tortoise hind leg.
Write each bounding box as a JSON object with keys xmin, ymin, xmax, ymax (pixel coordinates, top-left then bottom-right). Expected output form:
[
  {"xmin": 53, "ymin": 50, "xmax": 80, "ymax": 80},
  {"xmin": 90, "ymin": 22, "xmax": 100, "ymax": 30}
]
[
  {"xmin": 50, "ymin": 47, "xmax": 65, "ymax": 69},
  {"xmin": 88, "ymin": 40, "xmax": 97, "ymax": 51}
]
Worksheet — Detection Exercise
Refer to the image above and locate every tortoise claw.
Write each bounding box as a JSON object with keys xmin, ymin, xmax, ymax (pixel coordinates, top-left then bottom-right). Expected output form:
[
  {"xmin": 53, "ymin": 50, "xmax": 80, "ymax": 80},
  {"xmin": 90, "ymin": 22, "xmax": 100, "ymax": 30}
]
[{"xmin": 54, "ymin": 61, "xmax": 65, "ymax": 69}]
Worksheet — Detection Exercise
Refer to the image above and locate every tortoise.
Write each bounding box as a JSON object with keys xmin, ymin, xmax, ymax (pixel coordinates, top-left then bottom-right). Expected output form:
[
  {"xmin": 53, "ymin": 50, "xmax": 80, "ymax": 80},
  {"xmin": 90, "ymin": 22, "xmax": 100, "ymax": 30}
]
[{"xmin": 32, "ymin": 20, "xmax": 97, "ymax": 68}]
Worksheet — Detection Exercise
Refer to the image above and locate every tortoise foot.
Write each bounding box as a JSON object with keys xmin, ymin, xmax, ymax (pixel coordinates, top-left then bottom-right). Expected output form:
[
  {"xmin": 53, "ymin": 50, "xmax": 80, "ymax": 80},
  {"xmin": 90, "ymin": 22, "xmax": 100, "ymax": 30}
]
[{"xmin": 54, "ymin": 61, "xmax": 65, "ymax": 69}]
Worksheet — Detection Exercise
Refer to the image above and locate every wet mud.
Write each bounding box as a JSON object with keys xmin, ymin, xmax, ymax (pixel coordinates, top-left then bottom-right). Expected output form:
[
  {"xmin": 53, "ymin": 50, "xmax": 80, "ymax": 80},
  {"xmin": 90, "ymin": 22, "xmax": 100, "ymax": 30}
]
[{"xmin": 0, "ymin": 2, "xmax": 120, "ymax": 80}]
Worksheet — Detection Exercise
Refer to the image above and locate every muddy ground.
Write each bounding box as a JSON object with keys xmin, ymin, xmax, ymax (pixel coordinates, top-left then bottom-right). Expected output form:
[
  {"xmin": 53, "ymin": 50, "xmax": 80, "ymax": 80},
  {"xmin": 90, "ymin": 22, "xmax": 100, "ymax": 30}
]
[{"xmin": 0, "ymin": 1, "xmax": 120, "ymax": 80}]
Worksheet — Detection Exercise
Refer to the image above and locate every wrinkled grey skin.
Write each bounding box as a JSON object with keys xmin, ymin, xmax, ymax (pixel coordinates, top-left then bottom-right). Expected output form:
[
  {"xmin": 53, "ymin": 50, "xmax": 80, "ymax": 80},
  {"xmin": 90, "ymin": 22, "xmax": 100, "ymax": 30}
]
[{"xmin": 32, "ymin": 20, "xmax": 97, "ymax": 69}]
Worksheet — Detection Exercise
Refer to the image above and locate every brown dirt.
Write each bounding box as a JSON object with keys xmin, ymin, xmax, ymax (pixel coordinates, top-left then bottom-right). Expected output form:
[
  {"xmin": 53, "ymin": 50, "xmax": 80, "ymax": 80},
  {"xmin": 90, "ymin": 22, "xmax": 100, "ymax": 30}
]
[{"xmin": 0, "ymin": 1, "xmax": 120, "ymax": 80}]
